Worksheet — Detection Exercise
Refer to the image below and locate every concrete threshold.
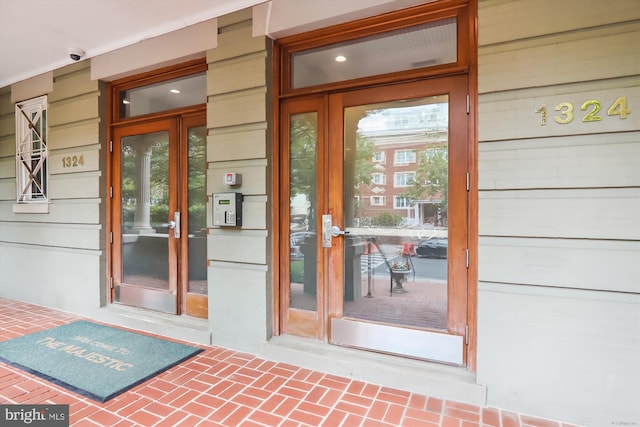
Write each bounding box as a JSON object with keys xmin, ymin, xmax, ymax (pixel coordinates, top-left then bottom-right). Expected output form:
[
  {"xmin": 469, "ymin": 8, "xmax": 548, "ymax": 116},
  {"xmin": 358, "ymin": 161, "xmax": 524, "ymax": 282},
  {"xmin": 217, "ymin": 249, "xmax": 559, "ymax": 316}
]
[
  {"xmin": 92, "ymin": 303, "xmax": 211, "ymax": 346},
  {"xmin": 259, "ymin": 334, "xmax": 487, "ymax": 406}
]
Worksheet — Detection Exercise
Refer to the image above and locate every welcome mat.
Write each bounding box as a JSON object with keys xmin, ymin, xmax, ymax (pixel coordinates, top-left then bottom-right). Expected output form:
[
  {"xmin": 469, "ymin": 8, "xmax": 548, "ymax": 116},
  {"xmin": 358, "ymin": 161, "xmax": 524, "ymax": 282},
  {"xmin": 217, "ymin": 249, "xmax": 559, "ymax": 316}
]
[{"xmin": 0, "ymin": 320, "xmax": 203, "ymax": 402}]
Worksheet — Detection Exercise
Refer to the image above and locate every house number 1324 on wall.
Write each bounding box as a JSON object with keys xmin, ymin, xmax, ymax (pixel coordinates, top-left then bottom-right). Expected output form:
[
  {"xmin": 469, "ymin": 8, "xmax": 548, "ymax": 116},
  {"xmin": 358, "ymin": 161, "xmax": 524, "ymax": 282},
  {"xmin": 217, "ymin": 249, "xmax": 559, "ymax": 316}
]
[
  {"xmin": 535, "ymin": 96, "xmax": 631, "ymax": 126},
  {"xmin": 61, "ymin": 155, "xmax": 85, "ymax": 168}
]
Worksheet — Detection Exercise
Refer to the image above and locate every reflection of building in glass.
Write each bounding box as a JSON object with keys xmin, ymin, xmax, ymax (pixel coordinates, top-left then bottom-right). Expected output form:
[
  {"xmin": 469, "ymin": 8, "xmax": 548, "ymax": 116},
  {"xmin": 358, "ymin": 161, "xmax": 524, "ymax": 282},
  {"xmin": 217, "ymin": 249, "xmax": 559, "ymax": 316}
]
[{"xmin": 356, "ymin": 103, "xmax": 448, "ymax": 228}]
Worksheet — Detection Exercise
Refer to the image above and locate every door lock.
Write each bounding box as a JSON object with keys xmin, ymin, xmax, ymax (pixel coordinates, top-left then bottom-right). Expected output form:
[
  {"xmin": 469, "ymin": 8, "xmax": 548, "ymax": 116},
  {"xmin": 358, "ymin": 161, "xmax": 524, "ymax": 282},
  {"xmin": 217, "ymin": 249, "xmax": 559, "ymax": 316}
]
[{"xmin": 321, "ymin": 214, "xmax": 349, "ymax": 247}]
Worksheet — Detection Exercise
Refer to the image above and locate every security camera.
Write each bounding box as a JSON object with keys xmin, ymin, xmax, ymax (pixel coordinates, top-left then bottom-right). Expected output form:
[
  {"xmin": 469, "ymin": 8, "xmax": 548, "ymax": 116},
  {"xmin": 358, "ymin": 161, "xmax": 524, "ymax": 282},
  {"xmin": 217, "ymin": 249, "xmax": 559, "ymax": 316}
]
[{"xmin": 68, "ymin": 48, "xmax": 85, "ymax": 61}]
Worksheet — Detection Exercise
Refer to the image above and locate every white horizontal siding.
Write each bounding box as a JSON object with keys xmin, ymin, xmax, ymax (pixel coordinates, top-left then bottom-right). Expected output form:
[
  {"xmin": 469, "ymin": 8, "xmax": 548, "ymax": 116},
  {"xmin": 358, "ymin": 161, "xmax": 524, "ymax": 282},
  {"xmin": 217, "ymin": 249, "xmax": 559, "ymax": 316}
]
[
  {"xmin": 478, "ymin": 0, "xmax": 640, "ymax": 46},
  {"xmin": 477, "ymin": 1, "xmax": 640, "ymax": 423},
  {"xmin": 48, "ymin": 172, "xmax": 102, "ymax": 200},
  {"xmin": 207, "ymin": 51, "xmax": 267, "ymax": 96},
  {"xmin": 0, "ymin": 114, "xmax": 14, "ymax": 139},
  {"xmin": 0, "ymin": 242, "xmax": 102, "ymax": 312},
  {"xmin": 0, "ymin": 157, "xmax": 14, "ymax": 178},
  {"xmin": 207, "ymin": 229, "xmax": 267, "ymax": 265},
  {"xmin": 479, "ymin": 236, "xmax": 640, "ymax": 293},
  {"xmin": 207, "ymin": 87, "xmax": 268, "ymax": 128},
  {"xmin": 477, "ymin": 283, "xmax": 640, "ymax": 427},
  {"xmin": 49, "ymin": 63, "xmax": 98, "ymax": 102},
  {"xmin": 0, "ymin": 222, "xmax": 101, "ymax": 250},
  {"xmin": 208, "ymin": 123, "xmax": 268, "ymax": 162},
  {"xmin": 205, "ymin": 10, "xmax": 271, "ymax": 353},
  {"xmin": 479, "ymin": 22, "xmax": 640, "ymax": 93},
  {"xmin": 0, "ymin": 135, "xmax": 13, "ymax": 157},
  {"xmin": 48, "ymin": 119, "xmax": 101, "ymax": 150},
  {"xmin": 479, "ymin": 132, "xmax": 640, "ymax": 190},
  {"xmin": 0, "ymin": 199, "xmax": 101, "ymax": 223},
  {"xmin": 0, "ymin": 178, "xmax": 14, "ymax": 200},
  {"xmin": 479, "ymin": 188, "xmax": 640, "ymax": 240},
  {"xmin": 208, "ymin": 263, "xmax": 269, "ymax": 353}
]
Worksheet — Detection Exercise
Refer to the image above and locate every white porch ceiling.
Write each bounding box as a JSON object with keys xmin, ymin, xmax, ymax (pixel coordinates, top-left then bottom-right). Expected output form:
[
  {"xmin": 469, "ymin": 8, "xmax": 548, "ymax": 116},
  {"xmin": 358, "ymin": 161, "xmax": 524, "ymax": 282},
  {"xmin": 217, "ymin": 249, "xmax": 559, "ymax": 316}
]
[
  {"xmin": 0, "ymin": 0, "xmax": 266, "ymax": 88},
  {"xmin": 0, "ymin": 0, "xmax": 432, "ymax": 88}
]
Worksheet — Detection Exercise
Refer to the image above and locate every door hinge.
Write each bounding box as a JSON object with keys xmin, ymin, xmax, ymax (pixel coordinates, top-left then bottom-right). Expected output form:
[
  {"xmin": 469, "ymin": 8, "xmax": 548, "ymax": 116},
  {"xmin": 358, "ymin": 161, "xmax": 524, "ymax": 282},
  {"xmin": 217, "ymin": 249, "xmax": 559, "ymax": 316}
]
[
  {"xmin": 109, "ymin": 277, "xmax": 114, "ymax": 289},
  {"xmin": 466, "ymin": 94, "xmax": 470, "ymax": 115},
  {"xmin": 466, "ymin": 171, "xmax": 470, "ymax": 191},
  {"xmin": 109, "ymin": 140, "xmax": 113, "ymax": 153},
  {"xmin": 466, "ymin": 249, "xmax": 470, "ymax": 268},
  {"xmin": 109, "ymin": 232, "xmax": 113, "ymax": 244},
  {"xmin": 465, "ymin": 325, "xmax": 469, "ymax": 345},
  {"xmin": 109, "ymin": 186, "xmax": 113, "ymax": 198}
]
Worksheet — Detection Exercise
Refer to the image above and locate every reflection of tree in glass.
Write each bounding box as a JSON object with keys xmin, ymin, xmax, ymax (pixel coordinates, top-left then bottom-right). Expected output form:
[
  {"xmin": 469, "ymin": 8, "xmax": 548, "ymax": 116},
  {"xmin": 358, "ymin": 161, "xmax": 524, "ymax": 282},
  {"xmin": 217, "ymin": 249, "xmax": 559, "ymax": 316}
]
[
  {"xmin": 290, "ymin": 115, "xmax": 317, "ymax": 227},
  {"xmin": 403, "ymin": 143, "xmax": 448, "ymax": 219},
  {"xmin": 187, "ymin": 128, "xmax": 206, "ymax": 235},
  {"xmin": 354, "ymin": 133, "xmax": 375, "ymax": 188},
  {"xmin": 121, "ymin": 144, "xmax": 136, "ymax": 227},
  {"xmin": 149, "ymin": 141, "xmax": 169, "ymax": 226}
]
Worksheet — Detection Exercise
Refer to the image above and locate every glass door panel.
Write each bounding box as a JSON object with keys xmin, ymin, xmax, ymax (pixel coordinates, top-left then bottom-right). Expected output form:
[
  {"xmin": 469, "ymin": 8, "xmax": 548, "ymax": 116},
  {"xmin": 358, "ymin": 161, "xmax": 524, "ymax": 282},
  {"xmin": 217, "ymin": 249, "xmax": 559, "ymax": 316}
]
[
  {"xmin": 289, "ymin": 112, "xmax": 319, "ymax": 312},
  {"xmin": 186, "ymin": 124, "xmax": 207, "ymax": 295},
  {"xmin": 182, "ymin": 114, "xmax": 209, "ymax": 319},
  {"xmin": 342, "ymin": 96, "xmax": 449, "ymax": 331},
  {"xmin": 328, "ymin": 77, "xmax": 468, "ymax": 365},
  {"xmin": 121, "ymin": 131, "xmax": 171, "ymax": 289},
  {"xmin": 112, "ymin": 119, "xmax": 179, "ymax": 314},
  {"xmin": 280, "ymin": 97, "xmax": 326, "ymax": 338}
]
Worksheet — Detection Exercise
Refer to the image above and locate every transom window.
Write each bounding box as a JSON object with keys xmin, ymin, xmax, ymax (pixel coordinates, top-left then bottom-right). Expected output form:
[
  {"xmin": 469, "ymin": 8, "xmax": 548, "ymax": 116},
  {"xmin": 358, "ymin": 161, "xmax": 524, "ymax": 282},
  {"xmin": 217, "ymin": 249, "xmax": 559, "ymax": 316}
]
[
  {"xmin": 289, "ymin": 18, "xmax": 457, "ymax": 90},
  {"xmin": 15, "ymin": 96, "xmax": 48, "ymax": 202}
]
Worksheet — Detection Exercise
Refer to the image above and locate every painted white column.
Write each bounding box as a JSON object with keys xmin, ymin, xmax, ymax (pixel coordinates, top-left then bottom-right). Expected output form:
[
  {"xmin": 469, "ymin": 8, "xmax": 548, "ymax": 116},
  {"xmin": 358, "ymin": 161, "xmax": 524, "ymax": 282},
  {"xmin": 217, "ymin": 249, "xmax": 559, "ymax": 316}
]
[{"xmin": 130, "ymin": 142, "xmax": 154, "ymax": 234}]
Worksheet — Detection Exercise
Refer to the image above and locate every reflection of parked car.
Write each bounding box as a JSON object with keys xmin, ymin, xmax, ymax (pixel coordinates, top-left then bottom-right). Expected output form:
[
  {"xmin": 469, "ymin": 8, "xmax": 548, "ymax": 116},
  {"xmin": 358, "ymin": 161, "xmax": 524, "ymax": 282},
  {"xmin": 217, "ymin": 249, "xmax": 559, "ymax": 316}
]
[
  {"xmin": 290, "ymin": 214, "xmax": 307, "ymax": 232},
  {"xmin": 290, "ymin": 231, "xmax": 315, "ymax": 258},
  {"xmin": 415, "ymin": 237, "xmax": 447, "ymax": 258}
]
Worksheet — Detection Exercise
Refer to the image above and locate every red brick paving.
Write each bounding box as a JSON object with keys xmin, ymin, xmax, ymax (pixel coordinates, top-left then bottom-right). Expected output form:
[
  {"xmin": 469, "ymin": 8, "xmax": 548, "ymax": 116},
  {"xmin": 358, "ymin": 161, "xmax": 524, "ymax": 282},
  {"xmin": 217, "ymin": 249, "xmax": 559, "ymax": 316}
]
[{"xmin": 0, "ymin": 297, "xmax": 572, "ymax": 426}]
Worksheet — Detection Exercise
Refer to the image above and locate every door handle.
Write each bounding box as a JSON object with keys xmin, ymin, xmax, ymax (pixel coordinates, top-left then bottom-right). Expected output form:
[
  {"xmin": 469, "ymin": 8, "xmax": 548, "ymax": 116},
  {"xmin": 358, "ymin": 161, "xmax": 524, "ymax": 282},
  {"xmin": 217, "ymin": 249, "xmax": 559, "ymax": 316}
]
[
  {"xmin": 163, "ymin": 212, "xmax": 181, "ymax": 238},
  {"xmin": 330, "ymin": 225, "xmax": 348, "ymax": 237}
]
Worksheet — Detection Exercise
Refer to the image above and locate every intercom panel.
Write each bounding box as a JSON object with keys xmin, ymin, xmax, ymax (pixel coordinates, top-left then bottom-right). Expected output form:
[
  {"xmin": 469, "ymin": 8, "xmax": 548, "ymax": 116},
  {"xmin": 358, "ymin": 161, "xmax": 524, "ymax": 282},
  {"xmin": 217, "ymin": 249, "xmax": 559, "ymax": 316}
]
[{"xmin": 213, "ymin": 192, "xmax": 243, "ymax": 227}]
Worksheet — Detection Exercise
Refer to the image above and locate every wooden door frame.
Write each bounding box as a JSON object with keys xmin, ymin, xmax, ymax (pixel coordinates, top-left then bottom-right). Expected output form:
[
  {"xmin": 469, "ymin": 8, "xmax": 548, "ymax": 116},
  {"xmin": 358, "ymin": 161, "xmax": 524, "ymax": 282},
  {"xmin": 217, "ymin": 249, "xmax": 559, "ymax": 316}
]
[
  {"xmin": 273, "ymin": 0, "xmax": 478, "ymax": 369},
  {"xmin": 278, "ymin": 95, "xmax": 328, "ymax": 338}
]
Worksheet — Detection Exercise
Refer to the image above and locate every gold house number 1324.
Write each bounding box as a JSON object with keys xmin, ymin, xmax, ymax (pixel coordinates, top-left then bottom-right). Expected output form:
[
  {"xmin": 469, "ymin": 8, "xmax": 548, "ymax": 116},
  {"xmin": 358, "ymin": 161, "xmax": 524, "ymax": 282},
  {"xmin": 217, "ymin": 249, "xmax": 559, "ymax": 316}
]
[{"xmin": 535, "ymin": 96, "xmax": 631, "ymax": 125}]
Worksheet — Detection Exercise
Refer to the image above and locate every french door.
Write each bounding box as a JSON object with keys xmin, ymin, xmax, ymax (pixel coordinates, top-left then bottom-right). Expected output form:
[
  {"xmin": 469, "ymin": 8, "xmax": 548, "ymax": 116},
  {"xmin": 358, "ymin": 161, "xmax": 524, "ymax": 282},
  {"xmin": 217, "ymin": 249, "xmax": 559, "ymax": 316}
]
[
  {"xmin": 111, "ymin": 112, "xmax": 207, "ymax": 317},
  {"xmin": 281, "ymin": 76, "xmax": 469, "ymax": 364}
]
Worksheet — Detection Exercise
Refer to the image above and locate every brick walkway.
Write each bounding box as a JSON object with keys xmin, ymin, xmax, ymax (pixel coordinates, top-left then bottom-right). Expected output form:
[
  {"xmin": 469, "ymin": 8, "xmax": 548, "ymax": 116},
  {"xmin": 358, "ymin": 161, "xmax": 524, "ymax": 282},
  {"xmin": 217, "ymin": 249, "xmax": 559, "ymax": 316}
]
[{"xmin": 0, "ymin": 298, "xmax": 578, "ymax": 427}]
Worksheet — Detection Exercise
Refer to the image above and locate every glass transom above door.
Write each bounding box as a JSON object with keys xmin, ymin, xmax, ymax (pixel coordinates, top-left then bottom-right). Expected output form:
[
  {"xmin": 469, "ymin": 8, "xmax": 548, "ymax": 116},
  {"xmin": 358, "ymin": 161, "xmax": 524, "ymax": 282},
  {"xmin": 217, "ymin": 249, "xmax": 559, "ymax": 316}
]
[
  {"xmin": 291, "ymin": 18, "xmax": 457, "ymax": 89},
  {"xmin": 119, "ymin": 73, "xmax": 206, "ymax": 119}
]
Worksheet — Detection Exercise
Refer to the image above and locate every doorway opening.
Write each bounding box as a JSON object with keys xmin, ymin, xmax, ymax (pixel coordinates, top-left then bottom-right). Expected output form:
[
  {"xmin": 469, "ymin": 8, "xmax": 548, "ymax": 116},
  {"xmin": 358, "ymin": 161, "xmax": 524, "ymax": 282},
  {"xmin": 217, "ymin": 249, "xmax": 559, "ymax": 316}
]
[
  {"xmin": 275, "ymin": 1, "xmax": 476, "ymax": 367},
  {"xmin": 108, "ymin": 60, "xmax": 208, "ymax": 318}
]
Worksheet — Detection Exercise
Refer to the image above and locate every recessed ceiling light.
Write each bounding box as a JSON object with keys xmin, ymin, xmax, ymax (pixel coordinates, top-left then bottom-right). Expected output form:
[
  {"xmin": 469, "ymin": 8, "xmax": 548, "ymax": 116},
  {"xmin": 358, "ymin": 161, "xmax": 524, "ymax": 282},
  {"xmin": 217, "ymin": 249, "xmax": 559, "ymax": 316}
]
[
  {"xmin": 170, "ymin": 89, "xmax": 181, "ymax": 94},
  {"xmin": 335, "ymin": 55, "xmax": 346, "ymax": 62}
]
